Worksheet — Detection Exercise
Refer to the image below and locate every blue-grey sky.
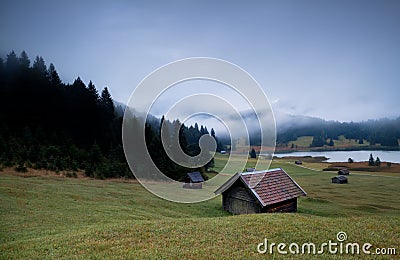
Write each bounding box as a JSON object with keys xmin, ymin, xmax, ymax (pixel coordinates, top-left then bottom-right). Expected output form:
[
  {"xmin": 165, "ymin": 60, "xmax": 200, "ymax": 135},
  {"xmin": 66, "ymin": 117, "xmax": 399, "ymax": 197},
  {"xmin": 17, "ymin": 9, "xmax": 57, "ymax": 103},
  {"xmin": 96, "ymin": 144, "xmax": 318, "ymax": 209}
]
[{"xmin": 1, "ymin": 0, "xmax": 399, "ymax": 123}]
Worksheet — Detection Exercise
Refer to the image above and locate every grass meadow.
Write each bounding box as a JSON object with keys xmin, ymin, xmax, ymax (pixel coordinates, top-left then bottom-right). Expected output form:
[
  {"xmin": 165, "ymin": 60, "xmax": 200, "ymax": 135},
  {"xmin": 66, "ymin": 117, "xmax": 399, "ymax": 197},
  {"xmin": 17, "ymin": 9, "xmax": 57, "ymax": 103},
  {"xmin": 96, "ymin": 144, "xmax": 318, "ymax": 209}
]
[
  {"xmin": 287, "ymin": 135, "xmax": 371, "ymax": 149},
  {"xmin": 1, "ymin": 155, "xmax": 399, "ymax": 258}
]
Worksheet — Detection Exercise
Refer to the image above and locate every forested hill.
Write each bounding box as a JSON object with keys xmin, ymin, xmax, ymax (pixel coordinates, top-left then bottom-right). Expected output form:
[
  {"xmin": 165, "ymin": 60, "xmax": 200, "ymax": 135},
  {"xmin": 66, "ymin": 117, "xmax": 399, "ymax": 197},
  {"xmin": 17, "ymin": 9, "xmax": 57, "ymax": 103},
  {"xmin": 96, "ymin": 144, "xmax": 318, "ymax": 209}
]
[
  {"xmin": 0, "ymin": 51, "xmax": 216, "ymax": 180},
  {"xmin": 0, "ymin": 50, "xmax": 128, "ymax": 178},
  {"xmin": 276, "ymin": 115, "xmax": 400, "ymax": 148}
]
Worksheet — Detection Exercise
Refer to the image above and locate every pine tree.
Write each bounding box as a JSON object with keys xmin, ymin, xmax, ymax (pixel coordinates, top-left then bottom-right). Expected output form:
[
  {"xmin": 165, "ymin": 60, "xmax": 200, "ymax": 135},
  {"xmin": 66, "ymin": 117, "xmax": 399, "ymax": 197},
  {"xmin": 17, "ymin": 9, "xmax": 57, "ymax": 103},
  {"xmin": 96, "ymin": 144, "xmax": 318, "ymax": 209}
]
[
  {"xmin": 310, "ymin": 135, "xmax": 325, "ymax": 147},
  {"xmin": 0, "ymin": 58, "xmax": 4, "ymax": 93},
  {"xmin": 48, "ymin": 63, "xmax": 62, "ymax": 87},
  {"xmin": 101, "ymin": 87, "xmax": 114, "ymax": 118},
  {"xmin": 210, "ymin": 128, "xmax": 222, "ymax": 152},
  {"xmin": 87, "ymin": 81, "xmax": 99, "ymax": 101},
  {"xmin": 200, "ymin": 125, "xmax": 205, "ymax": 135},
  {"xmin": 160, "ymin": 115, "xmax": 171, "ymax": 152},
  {"xmin": 6, "ymin": 51, "xmax": 18, "ymax": 71},
  {"xmin": 179, "ymin": 122, "xmax": 189, "ymax": 155},
  {"xmin": 368, "ymin": 153, "xmax": 375, "ymax": 166},
  {"xmin": 375, "ymin": 157, "xmax": 381, "ymax": 167},
  {"xmin": 250, "ymin": 148, "xmax": 257, "ymax": 159},
  {"xmin": 32, "ymin": 56, "xmax": 47, "ymax": 74},
  {"xmin": 210, "ymin": 128, "xmax": 215, "ymax": 139},
  {"xmin": 328, "ymin": 138, "xmax": 334, "ymax": 146},
  {"xmin": 73, "ymin": 76, "xmax": 86, "ymax": 89},
  {"xmin": 19, "ymin": 51, "xmax": 30, "ymax": 68}
]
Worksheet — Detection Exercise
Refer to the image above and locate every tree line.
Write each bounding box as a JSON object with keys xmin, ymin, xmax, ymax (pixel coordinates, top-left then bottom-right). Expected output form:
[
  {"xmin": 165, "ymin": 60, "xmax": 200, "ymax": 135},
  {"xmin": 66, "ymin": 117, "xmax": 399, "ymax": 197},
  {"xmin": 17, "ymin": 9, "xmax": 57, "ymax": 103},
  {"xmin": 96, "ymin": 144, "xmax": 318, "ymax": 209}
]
[
  {"xmin": 0, "ymin": 50, "xmax": 129, "ymax": 178},
  {"xmin": 0, "ymin": 50, "xmax": 217, "ymax": 180},
  {"xmin": 143, "ymin": 116, "xmax": 216, "ymax": 181},
  {"xmin": 276, "ymin": 118, "xmax": 400, "ymax": 148}
]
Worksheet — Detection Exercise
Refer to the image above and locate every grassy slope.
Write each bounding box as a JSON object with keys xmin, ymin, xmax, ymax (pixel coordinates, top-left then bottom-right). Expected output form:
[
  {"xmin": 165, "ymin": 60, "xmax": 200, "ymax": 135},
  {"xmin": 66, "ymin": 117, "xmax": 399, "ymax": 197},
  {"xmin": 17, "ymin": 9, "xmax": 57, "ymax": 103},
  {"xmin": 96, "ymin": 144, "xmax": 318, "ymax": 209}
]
[
  {"xmin": 1, "ymin": 158, "xmax": 399, "ymax": 258},
  {"xmin": 287, "ymin": 135, "xmax": 371, "ymax": 149}
]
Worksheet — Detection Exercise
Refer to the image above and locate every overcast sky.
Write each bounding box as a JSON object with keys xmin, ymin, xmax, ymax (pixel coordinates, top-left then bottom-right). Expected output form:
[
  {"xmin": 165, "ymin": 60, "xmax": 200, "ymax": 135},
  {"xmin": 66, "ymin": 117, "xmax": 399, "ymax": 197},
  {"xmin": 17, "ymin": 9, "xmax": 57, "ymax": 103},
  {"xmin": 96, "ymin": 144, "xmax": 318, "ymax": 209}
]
[{"xmin": 1, "ymin": 0, "xmax": 399, "ymax": 125}]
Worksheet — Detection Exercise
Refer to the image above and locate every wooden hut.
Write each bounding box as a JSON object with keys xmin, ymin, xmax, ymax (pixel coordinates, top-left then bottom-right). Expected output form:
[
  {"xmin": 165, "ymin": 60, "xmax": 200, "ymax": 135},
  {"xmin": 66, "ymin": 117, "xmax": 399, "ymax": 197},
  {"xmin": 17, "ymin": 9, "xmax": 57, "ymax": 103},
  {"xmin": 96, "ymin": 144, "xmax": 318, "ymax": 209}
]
[
  {"xmin": 332, "ymin": 176, "xmax": 348, "ymax": 184},
  {"xmin": 183, "ymin": 172, "xmax": 204, "ymax": 189},
  {"xmin": 338, "ymin": 169, "xmax": 350, "ymax": 175},
  {"xmin": 214, "ymin": 168, "xmax": 306, "ymax": 215}
]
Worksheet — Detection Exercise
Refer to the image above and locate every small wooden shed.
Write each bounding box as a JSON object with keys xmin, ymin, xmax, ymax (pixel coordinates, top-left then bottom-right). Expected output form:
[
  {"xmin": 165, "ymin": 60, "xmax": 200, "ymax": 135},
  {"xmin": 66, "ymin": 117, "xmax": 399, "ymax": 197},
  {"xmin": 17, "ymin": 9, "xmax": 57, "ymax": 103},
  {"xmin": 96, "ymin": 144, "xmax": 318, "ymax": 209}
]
[
  {"xmin": 332, "ymin": 176, "xmax": 348, "ymax": 184},
  {"xmin": 214, "ymin": 168, "xmax": 307, "ymax": 215},
  {"xmin": 183, "ymin": 172, "xmax": 204, "ymax": 189},
  {"xmin": 338, "ymin": 169, "xmax": 350, "ymax": 175}
]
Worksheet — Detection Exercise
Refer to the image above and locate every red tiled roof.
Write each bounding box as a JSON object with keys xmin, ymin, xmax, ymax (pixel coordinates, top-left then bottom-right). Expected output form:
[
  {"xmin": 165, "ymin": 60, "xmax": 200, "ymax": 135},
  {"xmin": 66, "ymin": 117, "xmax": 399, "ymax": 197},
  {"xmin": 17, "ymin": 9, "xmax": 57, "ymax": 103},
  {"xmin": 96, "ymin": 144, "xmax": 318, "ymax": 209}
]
[
  {"xmin": 215, "ymin": 168, "xmax": 306, "ymax": 207},
  {"xmin": 241, "ymin": 169, "xmax": 306, "ymax": 206}
]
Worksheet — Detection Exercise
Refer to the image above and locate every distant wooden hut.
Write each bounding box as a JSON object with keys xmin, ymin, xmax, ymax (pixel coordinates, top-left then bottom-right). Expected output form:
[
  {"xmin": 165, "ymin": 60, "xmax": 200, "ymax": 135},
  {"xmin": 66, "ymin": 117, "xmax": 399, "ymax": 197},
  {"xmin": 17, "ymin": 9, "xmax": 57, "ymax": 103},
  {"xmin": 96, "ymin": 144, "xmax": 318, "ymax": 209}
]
[
  {"xmin": 332, "ymin": 176, "xmax": 348, "ymax": 184},
  {"xmin": 295, "ymin": 161, "xmax": 302, "ymax": 165},
  {"xmin": 183, "ymin": 172, "xmax": 204, "ymax": 189},
  {"xmin": 338, "ymin": 169, "xmax": 350, "ymax": 175},
  {"xmin": 214, "ymin": 168, "xmax": 307, "ymax": 215}
]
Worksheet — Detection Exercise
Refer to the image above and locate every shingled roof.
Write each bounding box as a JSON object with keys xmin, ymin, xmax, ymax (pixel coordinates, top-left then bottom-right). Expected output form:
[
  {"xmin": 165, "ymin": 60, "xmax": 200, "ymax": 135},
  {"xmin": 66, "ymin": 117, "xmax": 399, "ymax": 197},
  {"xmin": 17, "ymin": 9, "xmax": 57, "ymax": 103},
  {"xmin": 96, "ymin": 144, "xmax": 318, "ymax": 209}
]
[
  {"xmin": 215, "ymin": 168, "xmax": 306, "ymax": 207},
  {"xmin": 186, "ymin": 172, "xmax": 205, "ymax": 183}
]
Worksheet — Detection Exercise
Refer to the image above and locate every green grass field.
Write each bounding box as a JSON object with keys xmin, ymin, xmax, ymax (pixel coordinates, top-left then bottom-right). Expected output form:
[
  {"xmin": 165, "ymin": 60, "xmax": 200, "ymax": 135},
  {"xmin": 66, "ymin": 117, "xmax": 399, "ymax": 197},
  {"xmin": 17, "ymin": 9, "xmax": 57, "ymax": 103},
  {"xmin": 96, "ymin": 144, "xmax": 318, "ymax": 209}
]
[
  {"xmin": 287, "ymin": 135, "xmax": 371, "ymax": 149},
  {"xmin": 1, "ymin": 157, "xmax": 399, "ymax": 258}
]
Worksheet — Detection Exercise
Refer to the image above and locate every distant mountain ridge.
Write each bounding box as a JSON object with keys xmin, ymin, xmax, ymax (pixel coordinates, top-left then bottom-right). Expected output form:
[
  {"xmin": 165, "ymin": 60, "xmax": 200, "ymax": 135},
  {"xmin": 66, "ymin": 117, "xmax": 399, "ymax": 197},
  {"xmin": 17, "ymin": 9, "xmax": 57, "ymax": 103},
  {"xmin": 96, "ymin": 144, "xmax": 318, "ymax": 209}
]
[{"xmin": 116, "ymin": 100, "xmax": 400, "ymax": 148}]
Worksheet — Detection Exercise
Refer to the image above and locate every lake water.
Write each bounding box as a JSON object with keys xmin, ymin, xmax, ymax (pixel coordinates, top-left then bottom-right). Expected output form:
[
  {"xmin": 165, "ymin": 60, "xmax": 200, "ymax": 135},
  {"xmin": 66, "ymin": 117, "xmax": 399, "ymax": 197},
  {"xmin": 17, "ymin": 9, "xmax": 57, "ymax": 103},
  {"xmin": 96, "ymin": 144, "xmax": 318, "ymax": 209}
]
[{"xmin": 274, "ymin": 150, "xmax": 400, "ymax": 163}]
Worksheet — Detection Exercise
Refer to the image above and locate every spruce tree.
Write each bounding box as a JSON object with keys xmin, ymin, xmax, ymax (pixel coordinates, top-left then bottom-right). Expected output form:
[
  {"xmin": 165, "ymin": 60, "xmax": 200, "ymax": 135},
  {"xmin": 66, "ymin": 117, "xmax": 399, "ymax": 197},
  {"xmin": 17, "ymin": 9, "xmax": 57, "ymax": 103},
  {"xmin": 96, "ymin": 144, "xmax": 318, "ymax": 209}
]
[
  {"xmin": 19, "ymin": 51, "xmax": 30, "ymax": 68},
  {"xmin": 375, "ymin": 157, "xmax": 381, "ymax": 167},
  {"xmin": 101, "ymin": 87, "xmax": 114, "ymax": 119},
  {"xmin": 32, "ymin": 56, "xmax": 47, "ymax": 74},
  {"xmin": 48, "ymin": 63, "xmax": 62, "ymax": 87},
  {"xmin": 250, "ymin": 148, "xmax": 257, "ymax": 159},
  {"xmin": 87, "ymin": 81, "xmax": 100, "ymax": 109},
  {"xmin": 210, "ymin": 128, "xmax": 215, "ymax": 139},
  {"xmin": 368, "ymin": 153, "xmax": 375, "ymax": 166},
  {"xmin": 6, "ymin": 51, "xmax": 18, "ymax": 71}
]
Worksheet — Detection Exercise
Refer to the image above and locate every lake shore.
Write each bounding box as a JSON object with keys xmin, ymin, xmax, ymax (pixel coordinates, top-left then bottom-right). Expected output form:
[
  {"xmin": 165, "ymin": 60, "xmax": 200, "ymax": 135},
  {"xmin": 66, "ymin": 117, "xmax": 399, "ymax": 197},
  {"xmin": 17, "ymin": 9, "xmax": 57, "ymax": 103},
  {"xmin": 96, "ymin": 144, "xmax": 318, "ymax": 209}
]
[
  {"xmin": 269, "ymin": 149, "xmax": 400, "ymax": 164},
  {"xmin": 272, "ymin": 155, "xmax": 400, "ymax": 173},
  {"xmin": 274, "ymin": 145, "xmax": 400, "ymax": 153}
]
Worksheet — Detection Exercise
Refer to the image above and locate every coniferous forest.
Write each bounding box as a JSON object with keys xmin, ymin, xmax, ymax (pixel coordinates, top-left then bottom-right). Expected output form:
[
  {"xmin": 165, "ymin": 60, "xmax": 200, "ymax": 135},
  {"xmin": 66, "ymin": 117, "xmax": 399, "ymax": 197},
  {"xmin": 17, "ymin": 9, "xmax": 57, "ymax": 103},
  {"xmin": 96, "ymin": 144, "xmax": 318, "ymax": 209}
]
[{"xmin": 0, "ymin": 51, "xmax": 215, "ymax": 180}]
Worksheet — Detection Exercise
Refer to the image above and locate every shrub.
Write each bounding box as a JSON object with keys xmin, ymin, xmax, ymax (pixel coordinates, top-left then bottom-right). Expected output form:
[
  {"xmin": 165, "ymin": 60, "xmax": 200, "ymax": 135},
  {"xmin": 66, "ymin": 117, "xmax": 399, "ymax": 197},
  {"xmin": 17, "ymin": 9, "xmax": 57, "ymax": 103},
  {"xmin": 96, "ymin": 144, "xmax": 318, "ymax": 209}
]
[
  {"xmin": 348, "ymin": 158, "xmax": 354, "ymax": 163},
  {"xmin": 4, "ymin": 159, "xmax": 13, "ymax": 167},
  {"xmin": 66, "ymin": 171, "xmax": 77, "ymax": 178},
  {"xmin": 15, "ymin": 163, "xmax": 27, "ymax": 173}
]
